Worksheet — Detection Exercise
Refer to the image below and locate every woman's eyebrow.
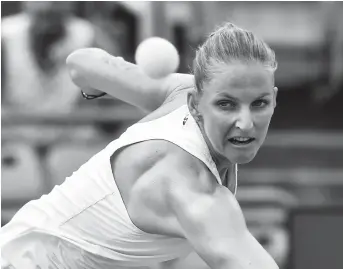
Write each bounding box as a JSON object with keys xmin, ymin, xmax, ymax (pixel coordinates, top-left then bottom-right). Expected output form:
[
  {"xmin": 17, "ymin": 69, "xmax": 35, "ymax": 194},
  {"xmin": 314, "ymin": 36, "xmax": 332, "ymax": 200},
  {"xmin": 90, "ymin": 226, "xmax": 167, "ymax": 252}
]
[
  {"xmin": 216, "ymin": 93, "xmax": 239, "ymax": 101},
  {"xmin": 256, "ymin": 93, "xmax": 272, "ymax": 99},
  {"xmin": 217, "ymin": 92, "xmax": 271, "ymax": 100}
]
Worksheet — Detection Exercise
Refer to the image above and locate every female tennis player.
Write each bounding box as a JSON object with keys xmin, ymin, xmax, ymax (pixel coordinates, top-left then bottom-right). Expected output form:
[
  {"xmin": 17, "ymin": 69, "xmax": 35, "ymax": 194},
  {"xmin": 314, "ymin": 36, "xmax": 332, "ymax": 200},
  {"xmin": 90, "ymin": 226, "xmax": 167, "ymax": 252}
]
[{"xmin": 1, "ymin": 22, "xmax": 279, "ymax": 269}]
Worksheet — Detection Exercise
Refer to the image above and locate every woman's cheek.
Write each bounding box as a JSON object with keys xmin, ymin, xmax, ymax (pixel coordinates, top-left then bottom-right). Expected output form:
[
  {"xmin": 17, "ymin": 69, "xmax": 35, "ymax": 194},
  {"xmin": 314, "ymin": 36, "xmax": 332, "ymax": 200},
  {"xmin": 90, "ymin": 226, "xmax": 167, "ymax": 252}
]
[
  {"xmin": 206, "ymin": 114, "xmax": 227, "ymax": 142},
  {"xmin": 254, "ymin": 108, "xmax": 274, "ymax": 125}
]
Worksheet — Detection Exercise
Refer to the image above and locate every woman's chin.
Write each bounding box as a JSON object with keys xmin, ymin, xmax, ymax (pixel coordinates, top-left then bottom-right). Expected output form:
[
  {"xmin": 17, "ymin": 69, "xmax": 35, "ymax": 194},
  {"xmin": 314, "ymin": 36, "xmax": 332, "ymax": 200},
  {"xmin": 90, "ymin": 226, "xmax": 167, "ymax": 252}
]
[{"xmin": 230, "ymin": 152, "xmax": 257, "ymax": 164}]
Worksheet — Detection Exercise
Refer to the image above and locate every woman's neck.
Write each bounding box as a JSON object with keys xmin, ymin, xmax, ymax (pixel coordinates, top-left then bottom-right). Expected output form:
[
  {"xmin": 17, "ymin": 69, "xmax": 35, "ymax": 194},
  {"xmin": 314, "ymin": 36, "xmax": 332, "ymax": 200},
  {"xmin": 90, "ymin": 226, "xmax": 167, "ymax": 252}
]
[{"xmin": 195, "ymin": 119, "xmax": 234, "ymax": 174}]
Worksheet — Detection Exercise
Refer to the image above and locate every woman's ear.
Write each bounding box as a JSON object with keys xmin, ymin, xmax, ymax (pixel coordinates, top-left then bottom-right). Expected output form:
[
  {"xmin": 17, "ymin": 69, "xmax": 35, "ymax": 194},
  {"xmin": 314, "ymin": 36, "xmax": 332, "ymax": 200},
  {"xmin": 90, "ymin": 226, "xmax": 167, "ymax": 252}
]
[
  {"xmin": 187, "ymin": 90, "xmax": 200, "ymax": 119},
  {"xmin": 273, "ymin": 87, "xmax": 278, "ymax": 108}
]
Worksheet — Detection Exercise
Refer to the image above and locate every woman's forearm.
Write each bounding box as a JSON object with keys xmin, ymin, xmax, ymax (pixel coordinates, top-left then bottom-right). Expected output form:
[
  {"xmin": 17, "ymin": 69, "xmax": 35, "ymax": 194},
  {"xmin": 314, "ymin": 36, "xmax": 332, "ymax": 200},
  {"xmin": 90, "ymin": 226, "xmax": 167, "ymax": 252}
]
[{"xmin": 66, "ymin": 48, "xmax": 165, "ymax": 111}]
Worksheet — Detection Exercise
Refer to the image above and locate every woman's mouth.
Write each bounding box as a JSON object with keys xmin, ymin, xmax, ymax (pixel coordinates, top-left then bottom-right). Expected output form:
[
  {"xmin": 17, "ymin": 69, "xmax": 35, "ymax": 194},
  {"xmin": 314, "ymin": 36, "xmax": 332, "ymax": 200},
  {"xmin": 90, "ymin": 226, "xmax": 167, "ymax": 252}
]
[{"xmin": 228, "ymin": 136, "xmax": 255, "ymax": 146}]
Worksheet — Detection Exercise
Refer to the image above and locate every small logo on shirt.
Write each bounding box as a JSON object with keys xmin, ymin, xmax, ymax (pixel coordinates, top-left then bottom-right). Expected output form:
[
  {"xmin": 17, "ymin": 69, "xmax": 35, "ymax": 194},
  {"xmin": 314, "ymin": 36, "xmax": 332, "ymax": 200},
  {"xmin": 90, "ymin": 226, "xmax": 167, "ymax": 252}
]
[{"xmin": 183, "ymin": 115, "xmax": 189, "ymax": 125}]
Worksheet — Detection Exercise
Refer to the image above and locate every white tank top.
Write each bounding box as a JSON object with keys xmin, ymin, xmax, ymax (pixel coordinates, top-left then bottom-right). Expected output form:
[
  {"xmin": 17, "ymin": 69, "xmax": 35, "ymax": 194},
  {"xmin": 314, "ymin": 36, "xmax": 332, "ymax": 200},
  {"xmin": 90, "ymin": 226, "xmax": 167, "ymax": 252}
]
[{"xmin": 0, "ymin": 105, "xmax": 238, "ymax": 269}]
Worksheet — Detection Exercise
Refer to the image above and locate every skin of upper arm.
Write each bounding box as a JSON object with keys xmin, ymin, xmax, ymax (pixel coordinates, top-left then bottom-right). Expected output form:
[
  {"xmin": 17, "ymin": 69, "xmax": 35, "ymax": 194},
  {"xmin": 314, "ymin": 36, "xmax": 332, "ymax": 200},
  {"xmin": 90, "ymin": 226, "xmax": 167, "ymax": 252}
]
[
  {"xmin": 166, "ymin": 171, "xmax": 279, "ymax": 269},
  {"xmin": 66, "ymin": 48, "xmax": 194, "ymax": 112}
]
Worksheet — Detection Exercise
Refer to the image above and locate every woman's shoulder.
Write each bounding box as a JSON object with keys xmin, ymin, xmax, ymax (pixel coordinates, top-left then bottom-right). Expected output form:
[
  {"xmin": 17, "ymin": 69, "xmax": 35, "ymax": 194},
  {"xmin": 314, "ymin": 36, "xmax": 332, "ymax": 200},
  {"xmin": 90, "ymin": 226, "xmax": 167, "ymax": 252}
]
[
  {"xmin": 156, "ymin": 73, "xmax": 194, "ymax": 108},
  {"xmin": 162, "ymin": 147, "xmax": 218, "ymax": 195},
  {"xmin": 138, "ymin": 74, "xmax": 193, "ymax": 121},
  {"xmin": 126, "ymin": 143, "xmax": 218, "ymax": 235},
  {"xmin": 128, "ymin": 139, "xmax": 217, "ymax": 198},
  {"xmin": 138, "ymin": 91, "xmax": 190, "ymax": 124},
  {"xmin": 161, "ymin": 73, "xmax": 195, "ymax": 96}
]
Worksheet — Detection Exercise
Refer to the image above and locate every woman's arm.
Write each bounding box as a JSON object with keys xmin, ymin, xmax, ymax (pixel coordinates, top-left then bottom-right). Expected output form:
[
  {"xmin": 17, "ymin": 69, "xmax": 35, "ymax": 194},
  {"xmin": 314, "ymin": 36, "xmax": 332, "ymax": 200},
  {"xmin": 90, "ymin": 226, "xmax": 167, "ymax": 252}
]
[
  {"xmin": 167, "ymin": 178, "xmax": 279, "ymax": 269},
  {"xmin": 66, "ymin": 48, "xmax": 193, "ymax": 112}
]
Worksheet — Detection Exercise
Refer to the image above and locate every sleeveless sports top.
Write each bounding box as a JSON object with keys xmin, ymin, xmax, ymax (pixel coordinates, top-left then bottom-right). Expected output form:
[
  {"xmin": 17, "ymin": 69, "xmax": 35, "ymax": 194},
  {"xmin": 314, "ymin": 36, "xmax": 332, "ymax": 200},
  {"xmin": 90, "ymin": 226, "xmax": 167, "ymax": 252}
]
[{"xmin": 0, "ymin": 105, "xmax": 238, "ymax": 269}]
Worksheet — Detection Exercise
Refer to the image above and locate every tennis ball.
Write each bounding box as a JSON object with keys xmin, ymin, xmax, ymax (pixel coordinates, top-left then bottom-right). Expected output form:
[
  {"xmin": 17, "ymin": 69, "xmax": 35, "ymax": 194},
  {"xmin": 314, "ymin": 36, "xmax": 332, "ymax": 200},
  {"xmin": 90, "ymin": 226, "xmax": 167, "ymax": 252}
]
[{"xmin": 135, "ymin": 37, "xmax": 180, "ymax": 79}]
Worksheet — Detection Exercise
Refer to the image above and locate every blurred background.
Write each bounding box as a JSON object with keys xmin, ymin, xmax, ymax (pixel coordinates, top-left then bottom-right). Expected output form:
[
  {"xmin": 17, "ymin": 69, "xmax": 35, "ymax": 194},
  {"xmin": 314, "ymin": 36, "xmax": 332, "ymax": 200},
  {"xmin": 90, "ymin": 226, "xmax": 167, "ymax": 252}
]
[{"xmin": 1, "ymin": 1, "xmax": 343, "ymax": 269}]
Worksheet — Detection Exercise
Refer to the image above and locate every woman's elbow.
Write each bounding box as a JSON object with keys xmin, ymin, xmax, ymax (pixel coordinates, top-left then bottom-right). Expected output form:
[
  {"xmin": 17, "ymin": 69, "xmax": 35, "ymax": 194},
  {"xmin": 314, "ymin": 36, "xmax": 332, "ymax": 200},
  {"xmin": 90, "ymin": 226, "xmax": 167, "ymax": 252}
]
[
  {"xmin": 66, "ymin": 48, "xmax": 107, "ymax": 72},
  {"xmin": 66, "ymin": 48, "xmax": 106, "ymax": 86},
  {"xmin": 66, "ymin": 51, "xmax": 84, "ymax": 87},
  {"xmin": 66, "ymin": 49, "xmax": 85, "ymax": 81}
]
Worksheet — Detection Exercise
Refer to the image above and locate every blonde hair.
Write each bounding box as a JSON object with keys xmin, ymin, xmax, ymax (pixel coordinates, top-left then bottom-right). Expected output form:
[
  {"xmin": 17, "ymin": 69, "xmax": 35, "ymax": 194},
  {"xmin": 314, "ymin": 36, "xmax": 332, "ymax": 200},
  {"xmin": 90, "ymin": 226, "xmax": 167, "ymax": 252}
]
[{"xmin": 193, "ymin": 22, "xmax": 278, "ymax": 93}]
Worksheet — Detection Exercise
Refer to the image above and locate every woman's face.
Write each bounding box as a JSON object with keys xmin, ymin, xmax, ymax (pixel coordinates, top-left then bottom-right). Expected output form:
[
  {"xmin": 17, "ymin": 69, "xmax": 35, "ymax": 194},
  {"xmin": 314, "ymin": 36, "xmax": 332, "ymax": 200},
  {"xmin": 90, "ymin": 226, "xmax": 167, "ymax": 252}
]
[{"xmin": 189, "ymin": 62, "xmax": 277, "ymax": 165}]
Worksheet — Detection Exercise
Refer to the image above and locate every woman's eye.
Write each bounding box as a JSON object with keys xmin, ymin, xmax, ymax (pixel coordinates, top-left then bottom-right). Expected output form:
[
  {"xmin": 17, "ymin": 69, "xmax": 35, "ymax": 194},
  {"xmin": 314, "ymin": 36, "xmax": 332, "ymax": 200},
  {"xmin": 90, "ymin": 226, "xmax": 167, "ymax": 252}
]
[
  {"xmin": 217, "ymin": 100, "xmax": 236, "ymax": 108},
  {"xmin": 252, "ymin": 99, "xmax": 269, "ymax": 108}
]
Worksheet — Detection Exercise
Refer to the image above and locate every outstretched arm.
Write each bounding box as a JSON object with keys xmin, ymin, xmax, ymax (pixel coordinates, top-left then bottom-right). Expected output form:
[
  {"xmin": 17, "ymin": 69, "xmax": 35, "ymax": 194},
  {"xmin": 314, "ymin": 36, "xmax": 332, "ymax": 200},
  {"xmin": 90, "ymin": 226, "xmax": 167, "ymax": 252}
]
[
  {"xmin": 167, "ymin": 177, "xmax": 279, "ymax": 269},
  {"xmin": 66, "ymin": 48, "xmax": 194, "ymax": 112}
]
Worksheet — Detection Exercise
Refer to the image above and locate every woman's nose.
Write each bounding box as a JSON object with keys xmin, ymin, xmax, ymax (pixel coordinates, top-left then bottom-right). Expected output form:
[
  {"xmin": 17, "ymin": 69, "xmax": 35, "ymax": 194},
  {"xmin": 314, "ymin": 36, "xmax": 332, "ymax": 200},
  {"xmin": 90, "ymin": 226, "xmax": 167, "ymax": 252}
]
[{"xmin": 234, "ymin": 108, "xmax": 253, "ymax": 130}]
